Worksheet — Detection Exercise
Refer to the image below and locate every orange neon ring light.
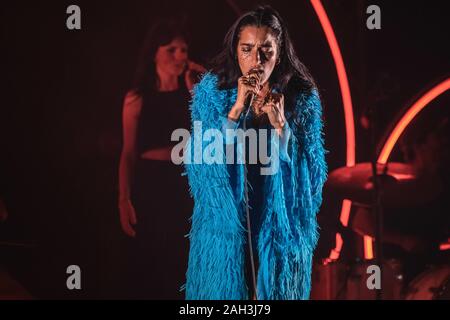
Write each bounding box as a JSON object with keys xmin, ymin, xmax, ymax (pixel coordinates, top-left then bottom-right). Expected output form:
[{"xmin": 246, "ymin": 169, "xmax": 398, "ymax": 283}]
[{"xmin": 310, "ymin": 0, "xmax": 355, "ymax": 262}]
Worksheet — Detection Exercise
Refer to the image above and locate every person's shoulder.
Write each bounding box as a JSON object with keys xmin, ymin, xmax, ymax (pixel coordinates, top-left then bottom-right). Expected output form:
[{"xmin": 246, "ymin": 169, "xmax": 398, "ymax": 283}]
[
  {"xmin": 291, "ymin": 88, "xmax": 322, "ymax": 121},
  {"xmin": 122, "ymin": 89, "xmax": 143, "ymax": 117},
  {"xmin": 124, "ymin": 89, "xmax": 142, "ymax": 104},
  {"xmin": 192, "ymin": 71, "xmax": 220, "ymax": 94},
  {"xmin": 293, "ymin": 88, "xmax": 320, "ymax": 106},
  {"xmin": 288, "ymin": 87, "xmax": 323, "ymax": 130}
]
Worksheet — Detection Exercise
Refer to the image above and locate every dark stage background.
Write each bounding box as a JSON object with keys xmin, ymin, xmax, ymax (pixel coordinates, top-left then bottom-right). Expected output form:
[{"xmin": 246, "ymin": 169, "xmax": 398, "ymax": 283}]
[{"xmin": 1, "ymin": 0, "xmax": 449, "ymax": 299}]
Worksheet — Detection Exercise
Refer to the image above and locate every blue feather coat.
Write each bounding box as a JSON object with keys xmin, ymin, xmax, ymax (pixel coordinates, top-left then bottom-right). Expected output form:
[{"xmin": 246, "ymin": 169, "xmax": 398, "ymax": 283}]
[{"xmin": 182, "ymin": 72, "xmax": 327, "ymax": 300}]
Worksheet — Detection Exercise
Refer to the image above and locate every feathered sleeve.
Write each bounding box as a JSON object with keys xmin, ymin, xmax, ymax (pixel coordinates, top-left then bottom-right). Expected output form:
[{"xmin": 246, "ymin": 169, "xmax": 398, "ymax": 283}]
[
  {"xmin": 182, "ymin": 72, "xmax": 248, "ymax": 299},
  {"xmin": 183, "ymin": 72, "xmax": 228, "ymax": 199},
  {"xmin": 291, "ymin": 89, "xmax": 328, "ymax": 216},
  {"xmin": 255, "ymin": 89, "xmax": 327, "ymax": 299}
]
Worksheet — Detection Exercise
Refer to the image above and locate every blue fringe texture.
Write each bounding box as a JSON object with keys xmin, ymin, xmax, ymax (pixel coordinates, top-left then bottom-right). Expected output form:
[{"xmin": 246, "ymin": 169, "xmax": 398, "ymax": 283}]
[{"xmin": 182, "ymin": 72, "xmax": 327, "ymax": 300}]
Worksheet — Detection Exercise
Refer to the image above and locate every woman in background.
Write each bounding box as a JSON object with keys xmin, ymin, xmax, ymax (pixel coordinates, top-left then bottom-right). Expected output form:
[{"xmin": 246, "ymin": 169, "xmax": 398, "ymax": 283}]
[{"xmin": 118, "ymin": 18, "xmax": 205, "ymax": 299}]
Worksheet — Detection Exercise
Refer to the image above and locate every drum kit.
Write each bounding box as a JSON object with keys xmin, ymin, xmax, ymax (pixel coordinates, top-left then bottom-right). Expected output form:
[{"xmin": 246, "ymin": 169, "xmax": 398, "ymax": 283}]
[{"xmin": 318, "ymin": 161, "xmax": 450, "ymax": 300}]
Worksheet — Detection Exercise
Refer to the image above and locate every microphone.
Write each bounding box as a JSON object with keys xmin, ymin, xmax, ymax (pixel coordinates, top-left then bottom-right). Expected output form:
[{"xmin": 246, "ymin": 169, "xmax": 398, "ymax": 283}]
[
  {"xmin": 241, "ymin": 66, "xmax": 266, "ymax": 299},
  {"xmin": 244, "ymin": 91, "xmax": 256, "ymax": 115},
  {"xmin": 245, "ymin": 68, "xmax": 263, "ymax": 117}
]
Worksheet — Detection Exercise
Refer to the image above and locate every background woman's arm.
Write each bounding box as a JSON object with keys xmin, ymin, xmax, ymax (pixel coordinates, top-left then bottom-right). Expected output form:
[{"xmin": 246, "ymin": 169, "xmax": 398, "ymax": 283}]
[{"xmin": 118, "ymin": 91, "xmax": 142, "ymax": 237}]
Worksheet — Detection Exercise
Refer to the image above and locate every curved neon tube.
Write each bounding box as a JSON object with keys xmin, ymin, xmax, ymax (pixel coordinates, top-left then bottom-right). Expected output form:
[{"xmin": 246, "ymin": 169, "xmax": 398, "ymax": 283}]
[
  {"xmin": 310, "ymin": 0, "xmax": 356, "ymax": 262},
  {"xmin": 378, "ymin": 78, "xmax": 450, "ymax": 164}
]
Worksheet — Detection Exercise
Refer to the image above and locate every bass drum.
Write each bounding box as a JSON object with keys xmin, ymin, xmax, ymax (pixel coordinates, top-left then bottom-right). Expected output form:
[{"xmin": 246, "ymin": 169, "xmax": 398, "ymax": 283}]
[{"xmin": 404, "ymin": 265, "xmax": 450, "ymax": 300}]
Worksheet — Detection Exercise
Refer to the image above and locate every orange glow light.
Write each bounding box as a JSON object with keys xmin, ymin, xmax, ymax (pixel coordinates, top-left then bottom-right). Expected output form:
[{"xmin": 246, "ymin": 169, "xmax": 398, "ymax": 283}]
[
  {"xmin": 311, "ymin": 0, "xmax": 356, "ymax": 262},
  {"xmin": 378, "ymin": 78, "xmax": 450, "ymax": 164},
  {"xmin": 364, "ymin": 236, "xmax": 374, "ymax": 260},
  {"xmin": 310, "ymin": 0, "xmax": 355, "ymax": 166},
  {"xmin": 328, "ymin": 233, "xmax": 344, "ymax": 261},
  {"xmin": 339, "ymin": 199, "xmax": 352, "ymax": 227}
]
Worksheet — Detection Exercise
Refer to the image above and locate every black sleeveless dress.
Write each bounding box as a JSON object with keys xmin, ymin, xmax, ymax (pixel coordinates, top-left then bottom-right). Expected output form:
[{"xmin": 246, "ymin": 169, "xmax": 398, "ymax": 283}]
[{"xmin": 126, "ymin": 83, "xmax": 193, "ymax": 299}]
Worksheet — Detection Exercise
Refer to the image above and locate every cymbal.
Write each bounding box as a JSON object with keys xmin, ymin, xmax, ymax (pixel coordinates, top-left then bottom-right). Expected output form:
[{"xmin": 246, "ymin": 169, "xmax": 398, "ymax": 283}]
[{"xmin": 325, "ymin": 162, "xmax": 440, "ymax": 207}]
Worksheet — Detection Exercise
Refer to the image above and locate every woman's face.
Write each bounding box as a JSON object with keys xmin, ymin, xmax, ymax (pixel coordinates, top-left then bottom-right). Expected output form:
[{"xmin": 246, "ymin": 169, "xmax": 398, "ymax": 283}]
[
  {"xmin": 154, "ymin": 37, "xmax": 188, "ymax": 77},
  {"xmin": 236, "ymin": 25, "xmax": 279, "ymax": 85}
]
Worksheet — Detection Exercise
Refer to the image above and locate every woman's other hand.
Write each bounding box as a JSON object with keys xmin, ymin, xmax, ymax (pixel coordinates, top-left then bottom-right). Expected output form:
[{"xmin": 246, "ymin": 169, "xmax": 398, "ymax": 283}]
[{"xmin": 260, "ymin": 93, "xmax": 286, "ymax": 130}]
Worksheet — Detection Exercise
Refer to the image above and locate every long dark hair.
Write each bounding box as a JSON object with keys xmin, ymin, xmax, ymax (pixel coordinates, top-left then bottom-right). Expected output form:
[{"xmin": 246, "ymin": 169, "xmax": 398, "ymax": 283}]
[
  {"xmin": 211, "ymin": 5, "xmax": 317, "ymax": 112},
  {"xmin": 131, "ymin": 17, "xmax": 189, "ymax": 96}
]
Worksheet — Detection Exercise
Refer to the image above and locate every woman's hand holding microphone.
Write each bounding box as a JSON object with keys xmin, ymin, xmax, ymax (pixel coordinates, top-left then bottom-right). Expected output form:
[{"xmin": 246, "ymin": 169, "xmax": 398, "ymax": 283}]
[
  {"xmin": 229, "ymin": 68, "xmax": 286, "ymax": 132},
  {"xmin": 228, "ymin": 68, "xmax": 264, "ymax": 122}
]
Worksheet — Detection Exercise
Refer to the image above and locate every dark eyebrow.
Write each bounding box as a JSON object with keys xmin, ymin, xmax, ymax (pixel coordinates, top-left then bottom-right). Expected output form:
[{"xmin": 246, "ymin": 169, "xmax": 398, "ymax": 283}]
[{"xmin": 240, "ymin": 42, "xmax": 273, "ymax": 47}]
